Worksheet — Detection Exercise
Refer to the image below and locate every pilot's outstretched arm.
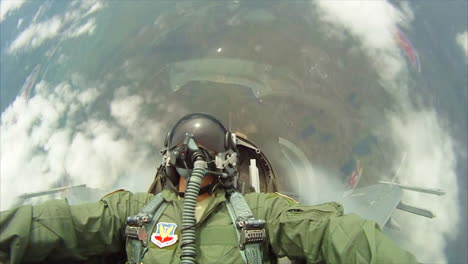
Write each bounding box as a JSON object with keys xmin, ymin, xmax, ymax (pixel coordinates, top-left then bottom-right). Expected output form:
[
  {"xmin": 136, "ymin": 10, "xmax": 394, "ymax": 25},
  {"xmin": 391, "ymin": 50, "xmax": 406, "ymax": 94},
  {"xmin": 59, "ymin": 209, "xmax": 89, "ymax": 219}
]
[
  {"xmin": 0, "ymin": 191, "xmax": 151, "ymax": 264},
  {"xmin": 247, "ymin": 193, "xmax": 418, "ymax": 264}
]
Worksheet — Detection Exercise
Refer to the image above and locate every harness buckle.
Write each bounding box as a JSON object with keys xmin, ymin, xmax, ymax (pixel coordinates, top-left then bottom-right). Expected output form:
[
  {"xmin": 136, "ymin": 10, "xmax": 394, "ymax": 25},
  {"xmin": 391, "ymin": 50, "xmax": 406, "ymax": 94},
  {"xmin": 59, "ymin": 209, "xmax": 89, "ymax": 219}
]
[
  {"xmin": 127, "ymin": 213, "xmax": 152, "ymax": 226},
  {"xmin": 126, "ymin": 213, "xmax": 152, "ymax": 247},
  {"xmin": 236, "ymin": 219, "xmax": 266, "ymax": 249}
]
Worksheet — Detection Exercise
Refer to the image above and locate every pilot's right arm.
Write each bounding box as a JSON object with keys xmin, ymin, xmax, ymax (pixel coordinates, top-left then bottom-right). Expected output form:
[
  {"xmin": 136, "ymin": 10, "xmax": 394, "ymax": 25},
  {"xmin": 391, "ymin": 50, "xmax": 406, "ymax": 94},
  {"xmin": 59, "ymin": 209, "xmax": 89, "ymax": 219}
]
[
  {"xmin": 249, "ymin": 192, "xmax": 418, "ymax": 264},
  {"xmin": 0, "ymin": 191, "xmax": 152, "ymax": 264}
]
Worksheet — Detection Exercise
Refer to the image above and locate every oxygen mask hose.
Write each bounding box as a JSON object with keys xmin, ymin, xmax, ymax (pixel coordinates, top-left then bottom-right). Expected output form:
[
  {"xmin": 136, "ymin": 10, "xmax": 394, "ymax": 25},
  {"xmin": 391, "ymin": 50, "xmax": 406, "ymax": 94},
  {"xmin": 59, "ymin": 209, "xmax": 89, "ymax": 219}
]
[{"xmin": 180, "ymin": 157, "xmax": 207, "ymax": 264}]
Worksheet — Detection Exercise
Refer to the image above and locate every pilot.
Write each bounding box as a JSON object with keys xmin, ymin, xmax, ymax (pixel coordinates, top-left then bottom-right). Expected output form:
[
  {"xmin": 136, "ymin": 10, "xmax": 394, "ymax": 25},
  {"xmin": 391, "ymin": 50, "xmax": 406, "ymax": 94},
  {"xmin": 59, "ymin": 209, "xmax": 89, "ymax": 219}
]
[{"xmin": 0, "ymin": 113, "xmax": 417, "ymax": 264}]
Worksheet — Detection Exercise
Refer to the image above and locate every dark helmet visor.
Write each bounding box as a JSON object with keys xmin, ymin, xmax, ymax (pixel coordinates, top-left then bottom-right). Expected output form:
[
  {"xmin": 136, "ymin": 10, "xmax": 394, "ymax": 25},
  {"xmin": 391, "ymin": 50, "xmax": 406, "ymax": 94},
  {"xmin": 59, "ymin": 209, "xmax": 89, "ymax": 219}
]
[{"xmin": 168, "ymin": 113, "xmax": 229, "ymax": 154}]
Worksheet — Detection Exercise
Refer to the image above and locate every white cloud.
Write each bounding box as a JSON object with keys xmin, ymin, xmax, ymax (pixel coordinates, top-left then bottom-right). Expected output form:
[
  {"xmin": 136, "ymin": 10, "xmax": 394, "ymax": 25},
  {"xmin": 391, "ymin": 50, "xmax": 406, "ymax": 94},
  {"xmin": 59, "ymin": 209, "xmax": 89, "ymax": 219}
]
[
  {"xmin": 44, "ymin": 129, "xmax": 72, "ymax": 177},
  {"xmin": 32, "ymin": 1, "xmax": 52, "ymax": 24},
  {"xmin": 77, "ymin": 87, "xmax": 99, "ymax": 105},
  {"xmin": 59, "ymin": 0, "xmax": 103, "ymax": 24},
  {"xmin": 0, "ymin": 73, "xmax": 174, "ymax": 210},
  {"xmin": 27, "ymin": 94, "xmax": 62, "ymax": 146},
  {"xmin": 66, "ymin": 19, "xmax": 96, "ymax": 38},
  {"xmin": 8, "ymin": 16, "xmax": 63, "ymax": 53},
  {"xmin": 111, "ymin": 93, "xmax": 144, "ymax": 129},
  {"xmin": 0, "ymin": 78, "xmax": 102, "ymax": 210},
  {"xmin": 316, "ymin": 1, "xmax": 401, "ymax": 48},
  {"xmin": 278, "ymin": 107, "xmax": 461, "ymax": 263},
  {"xmin": 389, "ymin": 111, "xmax": 460, "ymax": 263},
  {"xmin": 398, "ymin": 2, "xmax": 414, "ymax": 26},
  {"xmin": 456, "ymin": 31, "xmax": 468, "ymax": 63},
  {"xmin": 65, "ymin": 131, "xmax": 126, "ymax": 187},
  {"xmin": 82, "ymin": 0, "xmax": 104, "ymax": 17},
  {"xmin": 289, "ymin": 110, "xmax": 460, "ymax": 262},
  {"xmin": 283, "ymin": 160, "xmax": 344, "ymax": 206},
  {"xmin": 0, "ymin": 0, "xmax": 27, "ymax": 23},
  {"xmin": 16, "ymin": 18, "xmax": 23, "ymax": 28},
  {"xmin": 314, "ymin": 0, "xmax": 406, "ymax": 81},
  {"xmin": 313, "ymin": 1, "xmax": 460, "ymax": 262},
  {"xmin": 109, "ymin": 87, "xmax": 167, "ymax": 143},
  {"xmin": 57, "ymin": 53, "xmax": 68, "ymax": 64},
  {"xmin": 7, "ymin": 0, "xmax": 105, "ymax": 54}
]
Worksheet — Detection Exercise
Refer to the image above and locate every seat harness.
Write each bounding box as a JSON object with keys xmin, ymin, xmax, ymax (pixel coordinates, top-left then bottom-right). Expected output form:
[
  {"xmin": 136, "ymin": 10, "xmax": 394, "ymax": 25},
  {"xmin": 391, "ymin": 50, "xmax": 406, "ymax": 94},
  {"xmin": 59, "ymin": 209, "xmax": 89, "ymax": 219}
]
[
  {"xmin": 225, "ymin": 191, "xmax": 265, "ymax": 264},
  {"xmin": 125, "ymin": 191, "xmax": 265, "ymax": 264},
  {"xmin": 125, "ymin": 193, "xmax": 167, "ymax": 264}
]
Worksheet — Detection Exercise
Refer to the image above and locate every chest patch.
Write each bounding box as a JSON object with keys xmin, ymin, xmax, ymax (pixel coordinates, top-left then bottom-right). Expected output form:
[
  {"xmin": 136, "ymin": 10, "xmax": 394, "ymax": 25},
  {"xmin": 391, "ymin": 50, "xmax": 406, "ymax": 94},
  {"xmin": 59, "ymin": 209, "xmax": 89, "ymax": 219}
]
[{"xmin": 151, "ymin": 222, "xmax": 178, "ymax": 248}]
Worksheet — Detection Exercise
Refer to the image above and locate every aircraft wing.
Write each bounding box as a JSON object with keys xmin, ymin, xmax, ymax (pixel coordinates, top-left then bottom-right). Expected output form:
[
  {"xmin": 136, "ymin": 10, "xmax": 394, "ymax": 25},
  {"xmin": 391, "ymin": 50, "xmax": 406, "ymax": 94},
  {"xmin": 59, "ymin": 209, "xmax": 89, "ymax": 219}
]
[
  {"xmin": 276, "ymin": 137, "xmax": 445, "ymax": 229},
  {"xmin": 12, "ymin": 184, "xmax": 108, "ymax": 208},
  {"xmin": 339, "ymin": 183, "xmax": 403, "ymax": 227},
  {"xmin": 339, "ymin": 181, "xmax": 445, "ymax": 228}
]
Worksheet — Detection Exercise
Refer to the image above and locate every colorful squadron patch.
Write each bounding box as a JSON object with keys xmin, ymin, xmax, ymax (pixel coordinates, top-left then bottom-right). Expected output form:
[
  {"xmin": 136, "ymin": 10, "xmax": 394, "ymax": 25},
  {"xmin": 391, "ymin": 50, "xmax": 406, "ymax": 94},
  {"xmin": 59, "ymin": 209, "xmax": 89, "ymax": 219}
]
[{"xmin": 151, "ymin": 222, "xmax": 178, "ymax": 248}]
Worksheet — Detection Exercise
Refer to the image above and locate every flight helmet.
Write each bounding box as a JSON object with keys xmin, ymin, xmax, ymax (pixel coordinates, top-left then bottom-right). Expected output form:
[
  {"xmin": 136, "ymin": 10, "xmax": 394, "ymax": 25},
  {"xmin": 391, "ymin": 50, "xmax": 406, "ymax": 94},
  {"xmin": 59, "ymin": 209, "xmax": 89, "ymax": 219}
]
[{"xmin": 162, "ymin": 113, "xmax": 239, "ymax": 188}]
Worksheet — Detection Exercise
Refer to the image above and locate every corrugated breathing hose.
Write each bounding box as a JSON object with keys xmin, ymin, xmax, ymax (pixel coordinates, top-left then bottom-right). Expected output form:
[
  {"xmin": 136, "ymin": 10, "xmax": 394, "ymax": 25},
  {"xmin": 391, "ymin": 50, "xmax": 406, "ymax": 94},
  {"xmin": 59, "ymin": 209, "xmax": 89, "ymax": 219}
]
[{"xmin": 180, "ymin": 158, "xmax": 207, "ymax": 264}]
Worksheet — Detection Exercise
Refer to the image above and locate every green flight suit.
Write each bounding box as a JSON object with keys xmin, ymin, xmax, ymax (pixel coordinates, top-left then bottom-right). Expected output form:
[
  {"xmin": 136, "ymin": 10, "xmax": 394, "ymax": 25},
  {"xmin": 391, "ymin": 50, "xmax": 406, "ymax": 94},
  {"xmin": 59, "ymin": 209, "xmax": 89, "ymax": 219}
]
[{"xmin": 0, "ymin": 188, "xmax": 417, "ymax": 264}]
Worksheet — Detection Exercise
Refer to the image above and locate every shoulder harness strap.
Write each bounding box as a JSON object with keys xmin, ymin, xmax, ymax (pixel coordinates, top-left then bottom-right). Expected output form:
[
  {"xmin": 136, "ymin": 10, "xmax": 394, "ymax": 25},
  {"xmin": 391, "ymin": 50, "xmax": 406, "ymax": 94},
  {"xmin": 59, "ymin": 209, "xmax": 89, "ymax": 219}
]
[
  {"xmin": 125, "ymin": 193, "xmax": 168, "ymax": 264},
  {"xmin": 225, "ymin": 191, "xmax": 265, "ymax": 264}
]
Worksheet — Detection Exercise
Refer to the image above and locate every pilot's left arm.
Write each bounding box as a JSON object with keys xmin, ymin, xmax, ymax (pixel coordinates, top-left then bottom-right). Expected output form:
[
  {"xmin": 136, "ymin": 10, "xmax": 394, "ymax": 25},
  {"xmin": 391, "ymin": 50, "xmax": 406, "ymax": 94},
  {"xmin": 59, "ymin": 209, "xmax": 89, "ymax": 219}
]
[
  {"xmin": 0, "ymin": 191, "xmax": 151, "ymax": 263},
  {"xmin": 250, "ymin": 193, "xmax": 418, "ymax": 264}
]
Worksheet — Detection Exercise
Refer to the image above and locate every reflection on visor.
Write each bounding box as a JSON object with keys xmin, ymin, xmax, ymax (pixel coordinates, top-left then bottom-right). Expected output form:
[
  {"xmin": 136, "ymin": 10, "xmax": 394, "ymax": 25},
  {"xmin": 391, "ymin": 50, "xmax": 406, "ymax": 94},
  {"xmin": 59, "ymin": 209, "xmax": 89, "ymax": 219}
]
[{"xmin": 168, "ymin": 115, "xmax": 229, "ymax": 153}]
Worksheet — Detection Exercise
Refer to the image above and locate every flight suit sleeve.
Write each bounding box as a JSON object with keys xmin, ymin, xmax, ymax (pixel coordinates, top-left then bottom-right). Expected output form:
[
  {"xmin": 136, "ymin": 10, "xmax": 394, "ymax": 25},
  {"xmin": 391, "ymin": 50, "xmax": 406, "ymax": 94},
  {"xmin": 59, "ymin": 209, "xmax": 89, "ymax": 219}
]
[
  {"xmin": 261, "ymin": 194, "xmax": 418, "ymax": 264},
  {"xmin": 0, "ymin": 191, "xmax": 151, "ymax": 263}
]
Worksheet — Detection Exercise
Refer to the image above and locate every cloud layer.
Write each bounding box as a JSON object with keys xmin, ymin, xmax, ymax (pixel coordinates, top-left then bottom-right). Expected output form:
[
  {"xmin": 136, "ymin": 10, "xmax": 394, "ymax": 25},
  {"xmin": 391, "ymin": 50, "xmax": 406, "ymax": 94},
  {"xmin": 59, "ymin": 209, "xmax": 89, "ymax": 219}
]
[
  {"xmin": 7, "ymin": 0, "xmax": 103, "ymax": 54},
  {"xmin": 389, "ymin": 111, "xmax": 459, "ymax": 263},
  {"xmin": 0, "ymin": 0, "xmax": 27, "ymax": 23},
  {"xmin": 311, "ymin": 1, "xmax": 460, "ymax": 262},
  {"xmin": 0, "ymin": 75, "xmax": 173, "ymax": 210},
  {"xmin": 456, "ymin": 31, "xmax": 468, "ymax": 63},
  {"xmin": 314, "ymin": 1, "xmax": 407, "ymax": 81},
  {"xmin": 9, "ymin": 16, "xmax": 63, "ymax": 52}
]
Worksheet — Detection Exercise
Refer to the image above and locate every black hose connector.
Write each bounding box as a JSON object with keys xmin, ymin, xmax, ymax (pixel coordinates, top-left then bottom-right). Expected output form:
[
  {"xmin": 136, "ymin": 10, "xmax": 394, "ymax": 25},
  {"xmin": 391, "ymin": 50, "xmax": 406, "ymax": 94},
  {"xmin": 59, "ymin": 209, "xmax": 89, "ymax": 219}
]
[{"xmin": 191, "ymin": 151, "xmax": 204, "ymax": 164}]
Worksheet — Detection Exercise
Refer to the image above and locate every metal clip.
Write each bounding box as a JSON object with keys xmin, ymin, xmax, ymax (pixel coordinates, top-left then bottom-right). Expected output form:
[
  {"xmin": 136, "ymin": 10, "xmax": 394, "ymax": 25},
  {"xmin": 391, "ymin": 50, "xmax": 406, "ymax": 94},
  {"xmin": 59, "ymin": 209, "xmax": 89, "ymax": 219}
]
[
  {"xmin": 125, "ymin": 225, "xmax": 148, "ymax": 247},
  {"xmin": 127, "ymin": 213, "xmax": 152, "ymax": 226},
  {"xmin": 126, "ymin": 213, "xmax": 152, "ymax": 247},
  {"xmin": 236, "ymin": 219, "xmax": 266, "ymax": 249}
]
